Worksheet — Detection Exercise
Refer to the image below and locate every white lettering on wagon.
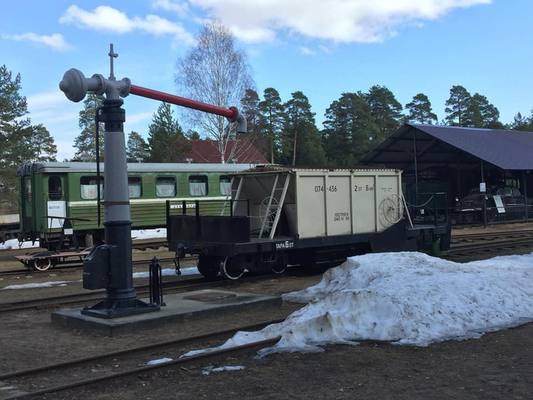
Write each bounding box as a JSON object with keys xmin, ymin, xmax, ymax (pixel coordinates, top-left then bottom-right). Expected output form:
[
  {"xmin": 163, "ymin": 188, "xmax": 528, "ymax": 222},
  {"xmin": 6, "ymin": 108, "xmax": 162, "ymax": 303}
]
[
  {"xmin": 170, "ymin": 203, "xmax": 197, "ymax": 209},
  {"xmin": 276, "ymin": 240, "xmax": 295, "ymax": 249}
]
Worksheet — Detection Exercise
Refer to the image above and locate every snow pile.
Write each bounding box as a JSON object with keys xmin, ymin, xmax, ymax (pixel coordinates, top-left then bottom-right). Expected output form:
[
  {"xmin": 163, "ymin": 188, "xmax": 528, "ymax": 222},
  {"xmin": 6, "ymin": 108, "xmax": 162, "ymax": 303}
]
[
  {"xmin": 184, "ymin": 252, "xmax": 533, "ymax": 357},
  {"xmin": 0, "ymin": 239, "xmax": 39, "ymax": 250},
  {"xmin": 1, "ymin": 281, "xmax": 71, "ymax": 290},
  {"xmin": 146, "ymin": 357, "xmax": 173, "ymax": 365},
  {"xmin": 131, "ymin": 228, "xmax": 166, "ymax": 240},
  {"xmin": 132, "ymin": 266, "xmax": 198, "ymax": 279},
  {"xmin": 202, "ymin": 365, "xmax": 245, "ymax": 375}
]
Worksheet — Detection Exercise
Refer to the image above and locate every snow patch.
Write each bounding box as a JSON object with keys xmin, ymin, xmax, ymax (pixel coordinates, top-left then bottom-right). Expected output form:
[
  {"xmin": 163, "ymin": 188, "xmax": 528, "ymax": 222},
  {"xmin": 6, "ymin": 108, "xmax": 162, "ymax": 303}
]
[
  {"xmin": 146, "ymin": 357, "xmax": 173, "ymax": 365},
  {"xmin": 183, "ymin": 251, "xmax": 533, "ymax": 357},
  {"xmin": 0, "ymin": 239, "xmax": 39, "ymax": 250},
  {"xmin": 202, "ymin": 365, "xmax": 245, "ymax": 375},
  {"xmin": 132, "ymin": 266, "xmax": 198, "ymax": 279},
  {"xmin": 131, "ymin": 228, "xmax": 167, "ymax": 240},
  {"xmin": 0, "ymin": 228, "xmax": 165, "ymax": 250},
  {"xmin": 1, "ymin": 280, "xmax": 71, "ymax": 290}
]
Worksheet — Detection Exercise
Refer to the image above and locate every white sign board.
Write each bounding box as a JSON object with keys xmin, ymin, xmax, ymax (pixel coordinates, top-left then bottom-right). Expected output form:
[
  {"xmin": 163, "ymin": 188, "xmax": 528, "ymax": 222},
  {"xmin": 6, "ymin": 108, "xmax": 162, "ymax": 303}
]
[
  {"xmin": 47, "ymin": 201, "xmax": 66, "ymax": 229},
  {"xmin": 479, "ymin": 182, "xmax": 486, "ymax": 193},
  {"xmin": 493, "ymin": 195, "xmax": 506, "ymax": 214}
]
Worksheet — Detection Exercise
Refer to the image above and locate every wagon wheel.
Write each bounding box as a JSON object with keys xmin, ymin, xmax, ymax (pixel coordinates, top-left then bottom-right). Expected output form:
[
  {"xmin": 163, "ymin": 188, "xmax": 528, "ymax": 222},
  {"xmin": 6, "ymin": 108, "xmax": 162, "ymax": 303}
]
[
  {"xmin": 197, "ymin": 256, "xmax": 220, "ymax": 280},
  {"xmin": 33, "ymin": 258, "xmax": 52, "ymax": 272},
  {"xmin": 271, "ymin": 254, "xmax": 288, "ymax": 275},
  {"xmin": 221, "ymin": 256, "xmax": 246, "ymax": 280}
]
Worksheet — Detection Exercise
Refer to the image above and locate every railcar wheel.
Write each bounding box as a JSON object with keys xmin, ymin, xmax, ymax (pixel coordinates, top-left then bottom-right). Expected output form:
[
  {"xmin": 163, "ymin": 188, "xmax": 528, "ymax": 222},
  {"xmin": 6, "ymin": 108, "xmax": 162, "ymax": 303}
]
[
  {"xmin": 197, "ymin": 256, "xmax": 220, "ymax": 280},
  {"xmin": 221, "ymin": 256, "xmax": 246, "ymax": 280},
  {"xmin": 271, "ymin": 255, "xmax": 288, "ymax": 274},
  {"xmin": 33, "ymin": 258, "xmax": 52, "ymax": 271}
]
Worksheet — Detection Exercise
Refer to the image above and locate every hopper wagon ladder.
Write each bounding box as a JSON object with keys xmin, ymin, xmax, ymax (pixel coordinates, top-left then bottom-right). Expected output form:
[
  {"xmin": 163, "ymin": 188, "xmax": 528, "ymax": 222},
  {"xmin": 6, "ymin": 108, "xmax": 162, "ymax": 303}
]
[{"xmin": 258, "ymin": 173, "xmax": 290, "ymax": 239}]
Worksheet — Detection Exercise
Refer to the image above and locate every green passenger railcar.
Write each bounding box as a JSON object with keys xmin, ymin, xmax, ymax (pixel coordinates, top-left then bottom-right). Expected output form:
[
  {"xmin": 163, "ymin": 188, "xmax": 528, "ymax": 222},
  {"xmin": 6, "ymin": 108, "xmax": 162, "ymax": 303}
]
[{"xmin": 17, "ymin": 162, "xmax": 254, "ymax": 249}]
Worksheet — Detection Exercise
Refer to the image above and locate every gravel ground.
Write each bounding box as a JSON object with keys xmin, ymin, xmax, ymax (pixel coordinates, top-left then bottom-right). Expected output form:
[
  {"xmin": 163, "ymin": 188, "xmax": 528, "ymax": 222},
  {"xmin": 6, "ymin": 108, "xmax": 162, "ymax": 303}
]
[{"xmin": 1, "ymin": 256, "xmax": 533, "ymax": 399}]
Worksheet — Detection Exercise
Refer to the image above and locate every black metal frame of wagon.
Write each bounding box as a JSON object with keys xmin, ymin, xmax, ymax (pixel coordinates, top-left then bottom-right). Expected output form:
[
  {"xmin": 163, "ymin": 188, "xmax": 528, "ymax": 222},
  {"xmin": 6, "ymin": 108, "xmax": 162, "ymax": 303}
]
[{"xmin": 166, "ymin": 199, "xmax": 450, "ymax": 279}]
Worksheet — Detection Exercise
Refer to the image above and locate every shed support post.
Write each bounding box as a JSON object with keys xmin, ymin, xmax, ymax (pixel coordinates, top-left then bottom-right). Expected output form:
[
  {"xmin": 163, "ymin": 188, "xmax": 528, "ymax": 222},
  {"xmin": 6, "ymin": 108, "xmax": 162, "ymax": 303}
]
[
  {"xmin": 523, "ymin": 171, "xmax": 528, "ymax": 221},
  {"xmin": 481, "ymin": 160, "xmax": 487, "ymax": 228},
  {"xmin": 413, "ymin": 132, "xmax": 419, "ymax": 202}
]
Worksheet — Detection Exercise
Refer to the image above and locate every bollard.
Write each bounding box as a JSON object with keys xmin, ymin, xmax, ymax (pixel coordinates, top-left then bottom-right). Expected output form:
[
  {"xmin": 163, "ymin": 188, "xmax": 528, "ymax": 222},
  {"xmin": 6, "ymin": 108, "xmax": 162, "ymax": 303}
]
[{"xmin": 149, "ymin": 257, "xmax": 165, "ymax": 306}]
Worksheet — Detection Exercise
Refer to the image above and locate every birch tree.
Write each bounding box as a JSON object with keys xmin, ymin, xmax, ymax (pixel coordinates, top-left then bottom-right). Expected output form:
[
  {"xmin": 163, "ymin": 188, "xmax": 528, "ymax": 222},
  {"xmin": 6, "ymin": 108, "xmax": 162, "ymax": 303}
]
[{"xmin": 175, "ymin": 22, "xmax": 254, "ymax": 163}]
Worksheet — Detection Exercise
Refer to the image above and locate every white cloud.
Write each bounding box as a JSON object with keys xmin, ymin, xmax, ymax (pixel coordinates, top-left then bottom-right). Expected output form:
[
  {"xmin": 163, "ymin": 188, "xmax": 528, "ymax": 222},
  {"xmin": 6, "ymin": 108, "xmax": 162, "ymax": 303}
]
[
  {"xmin": 59, "ymin": 5, "xmax": 194, "ymax": 44},
  {"xmin": 127, "ymin": 111, "xmax": 153, "ymax": 125},
  {"xmin": 299, "ymin": 46, "xmax": 316, "ymax": 56},
  {"xmin": 152, "ymin": 0, "xmax": 190, "ymax": 16},
  {"xmin": 1, "ymin": 32, "xmax": 71, "ymax": 51},
  {"xmin": 27, "ymin": 91, "xmax": 66, "ymax": 109},
  {"xmin": 187, "ymin": 0, "xmax": 491, "ymax": 43}
]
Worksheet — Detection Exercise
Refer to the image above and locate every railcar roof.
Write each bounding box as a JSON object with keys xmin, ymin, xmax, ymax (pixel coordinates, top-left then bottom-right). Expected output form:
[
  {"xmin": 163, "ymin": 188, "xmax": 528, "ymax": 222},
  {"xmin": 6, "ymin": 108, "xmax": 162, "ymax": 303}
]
[
  {"xmin": 234, "ymin": 165, "xmax": 400, "ymax": 175},
  {"xmin": 20, "ymin": 162, "xmax": 257, "ymax": 174}
]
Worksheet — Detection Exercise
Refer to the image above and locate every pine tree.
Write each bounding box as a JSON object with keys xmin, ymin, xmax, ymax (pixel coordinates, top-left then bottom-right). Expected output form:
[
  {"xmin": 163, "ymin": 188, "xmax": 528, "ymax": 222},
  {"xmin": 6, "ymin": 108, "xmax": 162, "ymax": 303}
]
[
  {"xmin": 322, "ymin": 92, "xmax": 379, "ymax": 166},
  {"xmin": 444, "ymin": 85, "xmax": 472, "ymax": 126},
  {"xmin": 282, "ymin": 91, "xmax": 325, "ymax": 166},
  {"xmin": 0, "ymin": 65, "xmax": 56, "ymax": 207},
  {"xmin": 241, "ymin": 89, "xmax": 261, "ymax": 135},
  {"xmin": 364, "ymin": 85, "xmax": 403, "ymax": 142},
  {"xmin": 405, "ymin": 93, "xmax": 437, "ymax": 124},
  {"xmin": 258, "ymin": 88, "xmax": 286, "ymax": 163},
  {"xmin": 72, "ymin": 93, "xmax": 104, "ymax": 161},
  {"xmin": 126, "ymin": 131, "xmax": 150, "ymax": 162},
  {"xmin": 468, "ymin": 93, "xmax": 502, "ymax": 128},
  {"xmin": 510, "ymin": 112, "xmax": 533, "ymax": 131},
  {"xmin": 147, "ymin": 103, "xmax": 190, "ymax": 162}
]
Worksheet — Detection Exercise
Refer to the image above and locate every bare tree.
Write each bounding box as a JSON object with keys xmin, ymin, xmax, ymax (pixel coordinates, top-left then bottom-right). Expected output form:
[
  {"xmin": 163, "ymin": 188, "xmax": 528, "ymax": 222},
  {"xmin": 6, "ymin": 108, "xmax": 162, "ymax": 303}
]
[{"xmin": 175, "ymin": 22, "xmax": 254, "ymax": 163}]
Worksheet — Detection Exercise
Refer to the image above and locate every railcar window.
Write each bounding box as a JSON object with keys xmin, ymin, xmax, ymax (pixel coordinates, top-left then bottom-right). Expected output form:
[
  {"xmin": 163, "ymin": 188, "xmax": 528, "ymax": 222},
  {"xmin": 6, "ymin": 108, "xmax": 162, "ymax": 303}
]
[
  {"xmin": 128, "ymin": 177, "xmax": 142, "ymax": 198},
  {"xmin": 156, "ymin": 177, "xmax": 176, "ymax": 197},
  {"xmin": 48, "ymin": 176, "xmax": 63, "ymax": 200},
  {"xmin": 189, "ymin": 175, "xmax": 208, "ymax": 196},
  {"xmin": 219, "ymin": 176, "xmax": 232, "ymax": 196},
  {"xmin": 80, "ymin": 176, "xmax": 104, "ymax": 200}
]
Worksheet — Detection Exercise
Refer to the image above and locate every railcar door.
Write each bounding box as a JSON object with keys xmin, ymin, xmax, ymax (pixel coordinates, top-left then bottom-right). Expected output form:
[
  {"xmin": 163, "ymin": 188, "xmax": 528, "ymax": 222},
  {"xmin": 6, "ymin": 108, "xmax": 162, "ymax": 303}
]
[
  {"xmin": 21, "ymin": 175, "xmax": 34, "ymax": 232},
  {"xmin": 46, "ymin": 174, "xmax": 67, "ymax": 230}
]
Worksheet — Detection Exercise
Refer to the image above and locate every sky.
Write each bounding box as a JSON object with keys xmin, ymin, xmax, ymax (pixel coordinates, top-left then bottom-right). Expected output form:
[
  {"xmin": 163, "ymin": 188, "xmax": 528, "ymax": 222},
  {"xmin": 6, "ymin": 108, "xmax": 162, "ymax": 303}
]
[{"xmin": 1, "ymin": 0, "xmax": 532, "ymax": 161}]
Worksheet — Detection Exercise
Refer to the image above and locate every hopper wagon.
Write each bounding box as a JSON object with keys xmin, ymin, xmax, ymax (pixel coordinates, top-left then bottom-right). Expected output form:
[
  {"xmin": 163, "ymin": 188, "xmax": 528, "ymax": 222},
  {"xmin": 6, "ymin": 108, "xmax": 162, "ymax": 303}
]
[{"xmin": 167, "ymin": 166, "xmax": 451, "ymax": 279}]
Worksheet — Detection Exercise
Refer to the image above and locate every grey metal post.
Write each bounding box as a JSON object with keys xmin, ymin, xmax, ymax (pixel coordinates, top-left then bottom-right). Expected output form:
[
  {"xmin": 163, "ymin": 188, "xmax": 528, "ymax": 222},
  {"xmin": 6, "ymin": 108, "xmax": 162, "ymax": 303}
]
[{"xmin": 59, "ymin": 45, "xmax": 157, "ymax": 318}]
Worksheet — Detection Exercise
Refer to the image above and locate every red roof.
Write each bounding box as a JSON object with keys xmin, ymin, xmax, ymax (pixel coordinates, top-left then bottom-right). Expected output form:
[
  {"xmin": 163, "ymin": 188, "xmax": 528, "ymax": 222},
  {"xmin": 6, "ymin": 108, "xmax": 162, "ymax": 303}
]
[{"xmin": 187, "ymin": 138, "xmax": 268, "ymax": 164}]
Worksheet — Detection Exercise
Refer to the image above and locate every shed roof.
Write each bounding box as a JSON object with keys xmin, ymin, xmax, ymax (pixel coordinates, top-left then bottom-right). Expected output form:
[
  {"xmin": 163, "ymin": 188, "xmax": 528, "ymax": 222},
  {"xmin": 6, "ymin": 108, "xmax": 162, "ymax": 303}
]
[{"xmin": 362, "ymin": 124, "xmax": 533, "ymax": 170}]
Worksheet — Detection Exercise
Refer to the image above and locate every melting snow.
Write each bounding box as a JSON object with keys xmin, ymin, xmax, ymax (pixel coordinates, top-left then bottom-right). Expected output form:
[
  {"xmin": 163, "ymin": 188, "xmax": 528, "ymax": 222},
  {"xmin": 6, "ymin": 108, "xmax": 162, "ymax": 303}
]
[
  {"xmin": 202, "ymin": 365, "xmax": 245, "ymax": 375},
  {"xmin": 131, "ymin": 228, "xmax": 167, "ymax": 240},
  {"xmin": 146, "ymin": 357, "xmax": 173, "ymax": 365},
  {"xmin": 183, "ymin": 251, "xmax": 533, "ymax": 357},
  {"xmin": 132, "ymin": 266, "xmax": 198, "ymax": 279},
  {"xmin": 0, "ymin": 228, "xmax": 165, "ymax": 249},
  {"xmin": 1, "ymin": 281, "xmax": 71, "ymax": 290},
  {"xmin": 0, "ymin": 238, "xmax": 39, "ymax": 250}
]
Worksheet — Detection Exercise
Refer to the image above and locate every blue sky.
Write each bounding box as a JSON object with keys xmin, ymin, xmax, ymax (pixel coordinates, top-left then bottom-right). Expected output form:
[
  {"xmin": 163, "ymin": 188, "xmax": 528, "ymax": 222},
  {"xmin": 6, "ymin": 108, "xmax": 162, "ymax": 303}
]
[{"xmin": 1, "ymin": 0, "xmax": 532, "ymax": 160}]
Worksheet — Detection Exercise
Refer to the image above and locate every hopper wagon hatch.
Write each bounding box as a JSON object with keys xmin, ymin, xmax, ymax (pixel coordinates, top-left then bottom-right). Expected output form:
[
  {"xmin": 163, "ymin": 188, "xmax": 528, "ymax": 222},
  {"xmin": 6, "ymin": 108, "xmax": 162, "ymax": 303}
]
[{"xmin": 167, "ymin": 166, "xmax": 451, "ymax": 279}]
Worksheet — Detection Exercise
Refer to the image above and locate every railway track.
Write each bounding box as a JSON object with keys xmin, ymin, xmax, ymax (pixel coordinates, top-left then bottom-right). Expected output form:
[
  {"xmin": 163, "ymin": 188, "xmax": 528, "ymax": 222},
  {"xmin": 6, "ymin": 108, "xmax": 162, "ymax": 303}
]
[
  {"xmin": 0, "ymin": 255, "xmax": 194, "ymax": 278},
  {"xmin": 0, "ymin": 275, "xmax": 212, "ymax": 314},
  {"xmin": 0, "ymin": 319, "xmax": 281, "ymax": 400},
  {"xmin": 0, "ymin": 272, "xmax": 285, "ymax": 314},
  {"xmin": 451, "ymin": 228, "xmax": 533, "ymax": 245},
  {"xmin": 0, "ymin": 238, "xmax": 168, "ymax": 259},
  {"xmin": 445, "ymin": 237, "xmax": 533, "ymax": 261}
]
